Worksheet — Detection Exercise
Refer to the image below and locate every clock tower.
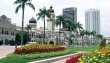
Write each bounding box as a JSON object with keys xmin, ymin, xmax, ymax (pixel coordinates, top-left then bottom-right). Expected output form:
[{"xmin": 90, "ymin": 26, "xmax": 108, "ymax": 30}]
[{"xmin": 47, "ymin": 6, "xmax": 55, "ymax": 34}]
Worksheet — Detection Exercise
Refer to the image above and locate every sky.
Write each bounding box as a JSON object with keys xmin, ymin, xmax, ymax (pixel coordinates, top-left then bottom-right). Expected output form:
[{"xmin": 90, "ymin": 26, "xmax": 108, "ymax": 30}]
[{"xmin": 0, "ymin": 0, "xmax": 110, "ymax": 37}]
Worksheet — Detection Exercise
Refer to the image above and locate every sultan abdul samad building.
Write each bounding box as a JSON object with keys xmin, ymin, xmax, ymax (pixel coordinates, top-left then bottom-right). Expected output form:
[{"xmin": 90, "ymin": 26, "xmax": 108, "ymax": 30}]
[{"xmin": 0, "ymin": 15, "xmax": 16, "ymax": 45}]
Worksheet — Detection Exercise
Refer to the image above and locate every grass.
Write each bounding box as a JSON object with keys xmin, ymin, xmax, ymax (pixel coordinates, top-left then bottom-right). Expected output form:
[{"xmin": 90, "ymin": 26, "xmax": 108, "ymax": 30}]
[
  {"xmin": 0, "ymin": 46, "xmax": 99, "ymax": 63},
  {"xmin": 69, "ymin": 46, "xmax": 99, "ymax": 52}
]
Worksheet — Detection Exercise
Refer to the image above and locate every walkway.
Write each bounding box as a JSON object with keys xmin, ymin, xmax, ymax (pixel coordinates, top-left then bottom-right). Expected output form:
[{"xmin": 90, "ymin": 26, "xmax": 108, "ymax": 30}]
[
  {"xmin": 0, "ymin": 46, "xmax": 16, "ymax": 59},
  {"xmin": 29, "ymin": 52, "xmax": 84, "ymax": 63}
]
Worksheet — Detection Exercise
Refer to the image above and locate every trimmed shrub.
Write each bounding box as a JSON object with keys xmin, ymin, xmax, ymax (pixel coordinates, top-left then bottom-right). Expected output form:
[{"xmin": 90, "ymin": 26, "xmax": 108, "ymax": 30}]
[{"xmin": 14, "ymin": 44, "xmax": 65, "ymax": 54}]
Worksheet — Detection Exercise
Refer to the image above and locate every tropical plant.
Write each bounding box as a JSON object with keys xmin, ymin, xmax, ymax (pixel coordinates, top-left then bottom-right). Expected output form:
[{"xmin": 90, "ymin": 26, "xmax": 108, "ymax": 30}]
[
  {"xmin": 15, "ymin": 32, "xmax": 30, "ymax": 45},
  {"xmin": 55, "ymin": 15, "xmax": 66, "ymax": 45},
  {"xmin": 85, "ymin": 30, "xmax": 90, "ymax": 45},
  {"xmin": 65, "ymin": 20, "xmax": 74, "ymax": 46},
  {"xmin": 96, "ymin": 34, "xmax": 103, "ymax": 40},
  {"xmin": 91, "ymin": 31, "xmax": 96, "ymax": 43},
  {"xmin": 75, "ymin": 22, "xmax": 83, "ymax": 45},
  {"xmin": 25, "ymin": 24, "xmax": 32, "ymax": 33},
  {"xmin": 80, "ymin": 30, "xmax": 85, "ymax": 46},
  {"xmin": 66, "ymin": 20, "xmax": 76, "ymax": 35},
  {"xmin": 14, "ymin": 0, "xmax": 35, "ymax": 46},
  {"xmin": 36, "ymin": 7, "xmax": 51, "ymax": 44}
]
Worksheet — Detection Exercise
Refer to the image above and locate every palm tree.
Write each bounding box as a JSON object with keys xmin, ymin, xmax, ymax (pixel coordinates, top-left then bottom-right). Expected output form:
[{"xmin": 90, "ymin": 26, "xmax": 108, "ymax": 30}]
[
  {"xmin": 54, "ymin": 15, "xmax": 66, "ymax": 45},
  {"xmin": 95, "ymin": 34, "xmax": 103, "ymax": 45},
  {"xmin": 14, "ymin": 0, "xmax": 35, "ymax": 46},
  {"xmin": 85, "ymin": 31, "xmax": 90, "ymax": 45},
  {"xmin": 36, "ymin": 7, "xmax": 51, "ymax": 44},
  {"xmin": 75, "ymin": 22, "xmax": 83, "ymax": 45},
  {"xmin": 65, "ymin": 20, "xmax": 75, "ymax": 35},
  {"xmin": 96, "ymin": 34, "xmax": 103, "ymax": 40},
  {"xmin": 25, "ymin": 24, "xmax": 32, "ymax": 42},
  {"xmin": 65, "ymin": 19, "xmax": 76, "ymax": 46},
  {"xmin": 90, "ymin": 31, "xmax": 96, "ymax": 45},
  {"xmin": 25, "ymin": 24, "xmax": 32, "ymax": 33},
  {"xmin": 80, "ymin": 30, "xmax": 85, "ymax": 46}
]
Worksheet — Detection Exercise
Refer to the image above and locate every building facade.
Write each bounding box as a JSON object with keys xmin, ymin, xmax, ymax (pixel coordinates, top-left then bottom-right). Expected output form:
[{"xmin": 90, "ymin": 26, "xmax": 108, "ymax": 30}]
[
  {"xmin": 0, "ymin": 15, "xmax": 16, "ymax": 45},
  {"xmin": 63, "ymin": 7, "xmax": 77, "ymax": 23},
  {"xmin": 85, "ymin": 9, "xmax": 100, "ymax": 34}
]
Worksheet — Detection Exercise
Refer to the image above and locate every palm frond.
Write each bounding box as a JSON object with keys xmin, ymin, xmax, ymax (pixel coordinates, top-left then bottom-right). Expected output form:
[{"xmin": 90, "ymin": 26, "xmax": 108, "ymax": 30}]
[
  {"xmin": 15, "ymin": 4, "xmax": 22, "ymax": 13},
  {"xmin": 46, "ymin": 11, "xmax": 51, "ymax": 19},
  {"xmin": 26, "ymin": 2, "xmax": 35, "ymax": 11},
  {"xmin": 13, "ymin": 0, "xmax": 21, "ymax": 5}
]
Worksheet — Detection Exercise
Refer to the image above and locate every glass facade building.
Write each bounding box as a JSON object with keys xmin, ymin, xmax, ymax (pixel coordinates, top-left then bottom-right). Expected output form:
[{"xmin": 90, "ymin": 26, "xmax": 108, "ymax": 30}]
[{"xmin": 63, "ymin": 7, "xmax": 77, "ymax": 23}]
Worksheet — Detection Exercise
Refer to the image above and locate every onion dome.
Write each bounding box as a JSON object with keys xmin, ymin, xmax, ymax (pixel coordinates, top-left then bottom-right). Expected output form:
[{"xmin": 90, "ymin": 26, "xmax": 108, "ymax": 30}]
[
  {"xmin": 29, "ymin": 17, "xmax": 36, "ymax": 23},
  {"xmin": 49, "ymin": 6, "xmax": 54, "ymax": 13}
]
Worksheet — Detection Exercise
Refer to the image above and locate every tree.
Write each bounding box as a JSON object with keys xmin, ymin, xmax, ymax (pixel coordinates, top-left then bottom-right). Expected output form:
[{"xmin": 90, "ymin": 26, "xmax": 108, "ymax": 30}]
[
  {"xmin": 96, "ymin": 34, "xmax": 103, "ymax": 40},
  {"xmin": 25, "ymin": 24, "xmax": 32, "ymax": 42},
  {"xmin": 75, "ymin": 22, "xmax": 83, "ymax": 45},
  {"xmin": 25, "ymin": 24, "xmax": 32, "ymax": 33},
  {"xmin": 55, "ymin": 15, "xmax": 66, "ymax": 45},
  {"xmin": 90, "ymin": 31, "xmax": 96, "ymax": 45},
  {"xmin": 15, "ymin": 32, "xmax": 30, "ymax": 45},
  {"xmin": 14, "ymin": 0, "xmax": 35, "ymax": 46},
  {"xmin": 65, "ymin": 19, "xmax": 76, "ymax": 46},
  {"xmin": 65, "ymin": 20, "xmax": 74, "ymax": 35},
  {"xmin": 85, "ymin": 31, "xmax": 90, "ymax": 45},
  {"xmin": 36, "ymin": 7, "xmax": 51, "ymax": 44},
  {"xmin": 80, "ymin": 30, "xmax": 85, "ymax": 46}
]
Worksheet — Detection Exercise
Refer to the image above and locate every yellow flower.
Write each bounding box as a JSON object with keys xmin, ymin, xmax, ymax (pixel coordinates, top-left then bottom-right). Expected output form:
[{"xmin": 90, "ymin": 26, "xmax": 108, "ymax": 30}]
[{"xmin": 102, "ymin": 54, "xmax": 105, "ymax": 56}]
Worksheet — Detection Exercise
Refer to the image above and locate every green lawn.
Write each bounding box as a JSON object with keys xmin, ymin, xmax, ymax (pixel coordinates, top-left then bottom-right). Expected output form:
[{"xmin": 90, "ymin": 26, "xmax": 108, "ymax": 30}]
[{"xmin": 0, "ymin": 46, "xmax": 99, "ymax": 63}]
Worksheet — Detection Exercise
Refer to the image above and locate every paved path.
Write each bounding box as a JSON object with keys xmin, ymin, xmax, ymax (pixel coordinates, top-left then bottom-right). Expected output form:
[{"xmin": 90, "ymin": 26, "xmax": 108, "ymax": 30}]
[
  {"xmin": 0, "ymin": 46, "xmax": 16, "ymax": 58},
  {"xmin": 29, "ymin": 52, "xmax": 84, "ymax": 63},
  {"xmin": 52, "ymin": 58, "xmax": 68, "ymax": 63}
]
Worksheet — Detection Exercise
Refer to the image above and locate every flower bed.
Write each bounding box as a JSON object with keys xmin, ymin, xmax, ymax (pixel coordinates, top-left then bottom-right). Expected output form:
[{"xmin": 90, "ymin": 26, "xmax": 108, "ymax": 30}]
[
  {"xmin": 65, "ymin": 53, "xmax": 85, "ymax": 63},
  {"xmin": 14, "ymin": 44, "xmax": 65, "ymax": 54},
  {"xmin": 78, "ymin": 46, "xmax": 110, "ymax": 63}
]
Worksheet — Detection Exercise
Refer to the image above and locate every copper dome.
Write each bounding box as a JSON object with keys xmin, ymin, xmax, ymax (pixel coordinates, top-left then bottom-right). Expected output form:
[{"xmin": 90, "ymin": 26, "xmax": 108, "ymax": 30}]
[
  {"xmin": 29, "ymin": 17, "xmax": 36, "ymax": 23},
  {"xmin": 49, "ymin": 6, "xmax": 54, "ymax": 13}
]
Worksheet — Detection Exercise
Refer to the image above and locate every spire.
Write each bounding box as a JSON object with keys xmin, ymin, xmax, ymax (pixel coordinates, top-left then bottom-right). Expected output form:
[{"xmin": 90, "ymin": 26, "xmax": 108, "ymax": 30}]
[{"xmin": 49, "ymin": 5, "xmax": 54, "ymax": 13}]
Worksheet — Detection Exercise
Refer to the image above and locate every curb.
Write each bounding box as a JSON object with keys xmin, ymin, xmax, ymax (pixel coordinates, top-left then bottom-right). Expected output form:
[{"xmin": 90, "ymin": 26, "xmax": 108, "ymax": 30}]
[{"xmin": 0, "ymin": 56, "xmax": 6, "ymax": 59}]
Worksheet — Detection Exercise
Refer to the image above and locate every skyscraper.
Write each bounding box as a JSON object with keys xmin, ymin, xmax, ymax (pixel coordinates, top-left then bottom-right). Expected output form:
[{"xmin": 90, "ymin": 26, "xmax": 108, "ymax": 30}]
[
  {"xmin": 63, "ymin": 7, "xmax": 77, "ymax": 23},
  {"xmin": 85, "ymin": 9, "xmax": 100, "ymax": 34}
]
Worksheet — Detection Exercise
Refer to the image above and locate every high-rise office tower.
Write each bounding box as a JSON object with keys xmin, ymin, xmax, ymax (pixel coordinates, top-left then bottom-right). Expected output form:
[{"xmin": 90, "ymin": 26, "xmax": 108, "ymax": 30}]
[
  {"xmin": 63, "ymin": 7, "xmax": 77, "ymax": 23},
  {"xmin": 85, "ymin": 9, "xmax": 100, "ymax": 34}
]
